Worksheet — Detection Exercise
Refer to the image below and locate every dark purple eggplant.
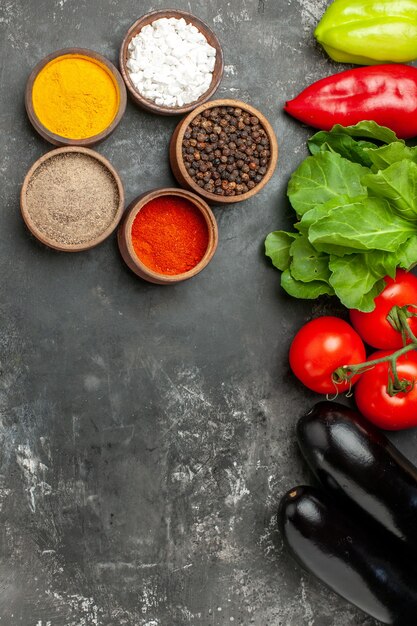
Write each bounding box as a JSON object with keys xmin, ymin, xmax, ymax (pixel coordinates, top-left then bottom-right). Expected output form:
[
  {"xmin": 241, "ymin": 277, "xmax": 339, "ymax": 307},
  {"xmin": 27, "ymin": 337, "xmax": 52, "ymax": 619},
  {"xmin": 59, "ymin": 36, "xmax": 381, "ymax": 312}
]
[
  {"xmin": 278, "ymin": 485, "xmax": 417, "ymax": 625},
  {"xmin": 297, "ymin": 401, "xmax": 417, "ymax": 547}
]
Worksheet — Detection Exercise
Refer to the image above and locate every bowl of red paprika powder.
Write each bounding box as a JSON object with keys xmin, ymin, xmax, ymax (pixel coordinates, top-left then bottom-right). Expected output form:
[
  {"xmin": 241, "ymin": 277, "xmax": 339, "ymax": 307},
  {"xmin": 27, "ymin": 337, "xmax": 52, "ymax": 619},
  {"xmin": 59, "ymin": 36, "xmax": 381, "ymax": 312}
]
[{"xmin": 117, "ymin": 188, "xmax": 218, "ymax": 284}]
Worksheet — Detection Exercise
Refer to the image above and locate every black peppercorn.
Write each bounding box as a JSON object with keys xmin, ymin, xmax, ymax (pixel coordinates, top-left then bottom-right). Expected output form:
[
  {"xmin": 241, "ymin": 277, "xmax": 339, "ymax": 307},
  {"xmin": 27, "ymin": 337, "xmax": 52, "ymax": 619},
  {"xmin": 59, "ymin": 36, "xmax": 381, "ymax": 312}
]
[{"xmin": 182, "ymin": 106, "xmax": 271, "ymax": 196}]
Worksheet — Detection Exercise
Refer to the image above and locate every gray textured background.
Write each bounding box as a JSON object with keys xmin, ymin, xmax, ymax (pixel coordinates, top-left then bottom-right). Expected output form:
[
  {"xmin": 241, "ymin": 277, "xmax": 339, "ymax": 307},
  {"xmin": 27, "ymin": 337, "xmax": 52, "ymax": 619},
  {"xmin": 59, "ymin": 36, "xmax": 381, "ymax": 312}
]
[{"xmin": 1, "ymin": 1, "xmax": 415, "ymax": 624}]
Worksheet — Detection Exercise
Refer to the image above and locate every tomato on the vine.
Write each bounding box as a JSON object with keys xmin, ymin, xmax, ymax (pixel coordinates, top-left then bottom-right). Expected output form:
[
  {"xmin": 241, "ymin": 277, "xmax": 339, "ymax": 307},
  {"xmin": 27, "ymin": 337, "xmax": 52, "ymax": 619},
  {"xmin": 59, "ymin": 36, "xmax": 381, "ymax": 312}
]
[
  {"xmin": 349, "ymin": 270, "xmax": 417, "ymax": 350},
  {"xmin": 355, "ymin": 350, "xmax": 417, "ymax": 430},
  {"xmin": 289, "ymin": 316, "xmax": 366, "ymax": 394}
]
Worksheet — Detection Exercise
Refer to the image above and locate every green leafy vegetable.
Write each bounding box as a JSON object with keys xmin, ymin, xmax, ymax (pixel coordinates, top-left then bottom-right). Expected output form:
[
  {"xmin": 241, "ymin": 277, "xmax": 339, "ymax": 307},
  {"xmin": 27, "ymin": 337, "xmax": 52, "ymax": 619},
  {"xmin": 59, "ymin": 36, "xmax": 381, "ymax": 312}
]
[
  {"xmin": 281, "ymin": 270, "xmax": 334, "ymax": 299},
  {"xmin": 309, "ymin": 197, "xmax": 415, "ymax": 253},
  {"xmin": 321, "ymin": 121, "xmax": 400, "ymax": 144},
  {"xmin": 328, "ymin": 254, "xmax": 394, "ymax": 311},
  {"xmin": 289, "ymin": 236, "xmax": 331, "ymax": 283},
  {"xmin": 397, "ymin": 236, "xmax": 417, "ymax": 269},
  {"xmin": 363, "ymin": 161, "xmax": 417, "ymax": 219},
  {"xmin": 265, "ymin": 231, "xmax": 298, "ymax": 271},
  {"xmin": 265, "ymin": 122, "xmax": 417, "ymax": 311},
  {"xmin": 366, "ymin": 143, "xmax": 417, "ymax": 171},
  {"xmin": 287, "ymin": 151, "xmax": 368, "ymax": 215}
]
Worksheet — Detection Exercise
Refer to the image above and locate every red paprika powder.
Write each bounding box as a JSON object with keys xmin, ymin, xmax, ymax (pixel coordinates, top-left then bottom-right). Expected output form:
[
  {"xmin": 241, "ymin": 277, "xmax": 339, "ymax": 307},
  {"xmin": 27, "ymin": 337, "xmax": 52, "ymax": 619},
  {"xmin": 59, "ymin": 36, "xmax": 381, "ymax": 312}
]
[{"xmin": 131, "ymin": 195, "xmax": 209, "ymax": 275}]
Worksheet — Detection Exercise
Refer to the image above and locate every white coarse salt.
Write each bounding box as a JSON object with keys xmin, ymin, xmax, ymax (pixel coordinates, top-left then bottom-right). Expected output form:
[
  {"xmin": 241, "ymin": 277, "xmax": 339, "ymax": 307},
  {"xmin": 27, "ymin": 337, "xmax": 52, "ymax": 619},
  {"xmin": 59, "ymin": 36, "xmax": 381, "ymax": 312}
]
[{"xmin": 126, "ymin": 17, "xmax": 217, "ymax": 108}]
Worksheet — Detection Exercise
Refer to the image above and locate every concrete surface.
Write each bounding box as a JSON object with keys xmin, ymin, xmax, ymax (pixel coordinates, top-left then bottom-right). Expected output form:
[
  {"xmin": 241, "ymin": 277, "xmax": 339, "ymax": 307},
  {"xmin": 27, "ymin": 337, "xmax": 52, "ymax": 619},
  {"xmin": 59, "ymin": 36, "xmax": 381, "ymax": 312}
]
[{"xmin": 1, "ymin": 0, "xmax": 415, "ymax": 624}]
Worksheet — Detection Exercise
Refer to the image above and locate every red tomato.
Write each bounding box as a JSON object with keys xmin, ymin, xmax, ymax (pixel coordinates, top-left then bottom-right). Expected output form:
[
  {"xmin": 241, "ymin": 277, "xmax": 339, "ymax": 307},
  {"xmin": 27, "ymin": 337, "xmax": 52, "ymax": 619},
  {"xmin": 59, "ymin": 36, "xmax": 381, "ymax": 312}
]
[
  {"xmin": 355, "ymin": 350, "xmax": 417, "ymax": 430},
  {"xmin": 349, "ymin": 270, "xmax": 417, "ymax": 350},
  {"xmin": 289, "ymin": 316, "xmax": 366, "ymax": 394}
]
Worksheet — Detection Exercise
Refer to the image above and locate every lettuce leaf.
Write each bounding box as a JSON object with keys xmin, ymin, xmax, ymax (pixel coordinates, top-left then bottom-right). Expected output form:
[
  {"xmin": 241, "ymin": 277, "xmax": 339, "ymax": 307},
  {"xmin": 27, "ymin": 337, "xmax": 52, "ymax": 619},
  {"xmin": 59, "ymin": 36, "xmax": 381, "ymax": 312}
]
[
  {"xmin": 328, "ymin": 252, "xmax": 396, "ymax": 310},
  {"xmin": 308, "ymin": 134, "xmax": 377, "ymax": 167},
  {"xmin": 287, "ymin": 151, "xmax": 368, "ymax": 216},
  {"xmin": 397, "ymin": 236, "xmax": 417, "ymax": 270},
  {"xmin": 366, "ymin": 143, "xmax": 417, "ymax": 171},
  {"xmin": 281, "ymin": 269, "xmax": 334, "ymax": 299},
  {"xmin": 309, "ymin": 197, "xmax": 415, "ymax": 253},
  {"xmin": 265, "ymin": 231, "xmax": 298, "ymax": 271},
  {"xmin": 363, "ymin": 161, "xmax": 417, "ymax": 220},
  {"xmin": 289, "ymin": 236, "xmax": 331, "ymax": 283},
  {"xmin": 265, "ymin": 121, "xmax": 417, "ymax": 312},
  {"xmin": 314, "ymin": 121, "xmax": 400, "ymax": 144}
]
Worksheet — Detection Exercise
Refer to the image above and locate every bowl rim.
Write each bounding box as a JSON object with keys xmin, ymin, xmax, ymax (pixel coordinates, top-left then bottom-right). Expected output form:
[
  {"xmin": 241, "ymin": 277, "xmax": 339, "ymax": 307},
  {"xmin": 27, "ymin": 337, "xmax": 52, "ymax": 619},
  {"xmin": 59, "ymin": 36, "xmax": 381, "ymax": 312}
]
[
  {"xmin": 171, "ymin": 98, "xmax": 279, "ymax": 204},
  {"xmin": 20, "ymin": 146, "xmax": 125, "ymax": 252},
  {"xmin": 119, "ymin": 187, "xmax": 218, "ymax": 283},
  {"xmin": 119, "ymin": 9, "xmax": 224, "ymax": 116},
  {"xmin": 25, "ymin": 47, "xmax": 127, "ymax": 147}
]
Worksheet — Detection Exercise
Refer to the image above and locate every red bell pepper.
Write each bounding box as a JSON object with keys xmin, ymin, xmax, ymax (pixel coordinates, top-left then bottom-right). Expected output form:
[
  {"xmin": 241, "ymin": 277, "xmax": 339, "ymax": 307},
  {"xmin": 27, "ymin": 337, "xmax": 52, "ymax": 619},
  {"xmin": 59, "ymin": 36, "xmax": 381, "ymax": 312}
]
[{"xmin": 285, "ymin": 64, "xmax": 417, "ymax": 139}]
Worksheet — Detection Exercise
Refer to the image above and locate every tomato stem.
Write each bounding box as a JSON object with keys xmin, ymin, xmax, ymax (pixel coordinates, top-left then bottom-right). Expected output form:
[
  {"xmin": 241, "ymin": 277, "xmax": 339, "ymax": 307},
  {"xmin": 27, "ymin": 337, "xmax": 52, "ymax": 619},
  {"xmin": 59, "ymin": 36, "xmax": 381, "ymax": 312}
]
[
  {"xmin": 333, "ymin": 343, "xmax": 416, "ymax": 383},
  {"xmin": 333, "ymin": 304, "xmax": 417, "ymax": 396}
]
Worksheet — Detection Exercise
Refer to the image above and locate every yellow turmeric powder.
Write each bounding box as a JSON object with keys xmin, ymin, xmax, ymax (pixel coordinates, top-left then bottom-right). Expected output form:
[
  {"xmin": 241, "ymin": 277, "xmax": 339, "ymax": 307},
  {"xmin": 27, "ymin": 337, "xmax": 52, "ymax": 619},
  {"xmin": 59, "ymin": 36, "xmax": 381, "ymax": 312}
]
[{"xmin": 32, "ymin": 54, "xmax": 120, "ymax": 140}]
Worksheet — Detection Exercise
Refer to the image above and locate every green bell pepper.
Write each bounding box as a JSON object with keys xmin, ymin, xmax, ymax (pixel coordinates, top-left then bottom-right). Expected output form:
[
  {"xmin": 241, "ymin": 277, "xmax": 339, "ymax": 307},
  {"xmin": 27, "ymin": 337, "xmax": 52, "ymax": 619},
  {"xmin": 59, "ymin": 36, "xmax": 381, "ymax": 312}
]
[{"xmin": 315, "ymin": 0, "xmax": 417, "ymax": 65}]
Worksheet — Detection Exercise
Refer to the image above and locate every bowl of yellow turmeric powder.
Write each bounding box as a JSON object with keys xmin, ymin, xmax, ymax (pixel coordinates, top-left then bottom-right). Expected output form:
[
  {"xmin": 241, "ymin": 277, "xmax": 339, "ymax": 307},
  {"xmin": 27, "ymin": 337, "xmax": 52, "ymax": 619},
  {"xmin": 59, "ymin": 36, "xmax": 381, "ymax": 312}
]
[{"xmin": 25, "ymin": 48, "xmax": 127, "ymax": 146}]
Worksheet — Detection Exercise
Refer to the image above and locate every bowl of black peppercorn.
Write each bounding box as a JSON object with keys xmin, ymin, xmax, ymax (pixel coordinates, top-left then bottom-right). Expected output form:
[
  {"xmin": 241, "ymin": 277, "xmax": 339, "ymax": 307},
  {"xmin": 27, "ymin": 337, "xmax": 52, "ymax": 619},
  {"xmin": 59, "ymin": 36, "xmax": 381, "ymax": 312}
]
[{"xmin": 169, "ymin": 98, "xmax": 278, "ymax": 204}]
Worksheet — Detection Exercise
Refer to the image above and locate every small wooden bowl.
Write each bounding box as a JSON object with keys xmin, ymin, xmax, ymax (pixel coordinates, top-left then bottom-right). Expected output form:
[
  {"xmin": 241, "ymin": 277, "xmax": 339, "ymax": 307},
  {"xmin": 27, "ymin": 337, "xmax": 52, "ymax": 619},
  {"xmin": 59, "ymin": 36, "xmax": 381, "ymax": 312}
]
[
  {"xmin": 119, "ymin": 9, "xmax": 224, "ymax": 116},
  {"xmin": 25, "ymin": 48, "xmax": 127, "ymax": 147},
  {"xmin": 21, "ymin": 147, "xmax": 125, "ymax": 252},
  {"xmin": 169, "ymin": 98, "xmax": 279, "ymax": 204},
  {"xmin": 118, "ymin": 188, "xmax": 218, "ymax": 284}
]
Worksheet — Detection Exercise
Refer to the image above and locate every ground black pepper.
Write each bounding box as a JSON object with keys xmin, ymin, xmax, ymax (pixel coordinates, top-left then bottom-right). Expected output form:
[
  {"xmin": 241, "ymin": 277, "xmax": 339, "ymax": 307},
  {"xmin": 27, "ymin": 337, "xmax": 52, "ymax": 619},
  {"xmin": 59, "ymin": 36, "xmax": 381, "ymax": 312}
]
[
  {"xmin": 25, "ymin": 153, "xmax": 120, "ymax": 245},
  {"xmin": 182, "ymin": 106, "xmax": 271, "ymax": 196}
]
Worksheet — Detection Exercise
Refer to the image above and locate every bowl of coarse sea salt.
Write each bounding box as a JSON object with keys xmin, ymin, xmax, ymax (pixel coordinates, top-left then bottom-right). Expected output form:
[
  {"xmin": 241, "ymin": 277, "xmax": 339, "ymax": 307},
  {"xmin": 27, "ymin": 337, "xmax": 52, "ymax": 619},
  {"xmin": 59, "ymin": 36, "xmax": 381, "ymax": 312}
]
[{"xmin": 119, "ymin": 9, "xmax": 224, "ymax": 115}]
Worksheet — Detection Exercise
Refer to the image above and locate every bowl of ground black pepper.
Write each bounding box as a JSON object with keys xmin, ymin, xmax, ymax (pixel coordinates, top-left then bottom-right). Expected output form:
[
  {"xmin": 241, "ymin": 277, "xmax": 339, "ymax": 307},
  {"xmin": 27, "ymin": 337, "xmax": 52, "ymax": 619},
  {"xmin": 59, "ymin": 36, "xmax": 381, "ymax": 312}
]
[
  {"xmin": 21, "ymin": 147, "xmax": 125, "ymax": 251},
  {"xmin": 169, "ymin": 99, "xmax": 278, "ymax": 204},
  {"xmin": 118, "ymin": 188, "xmax": 218, "ymax": 284}
]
